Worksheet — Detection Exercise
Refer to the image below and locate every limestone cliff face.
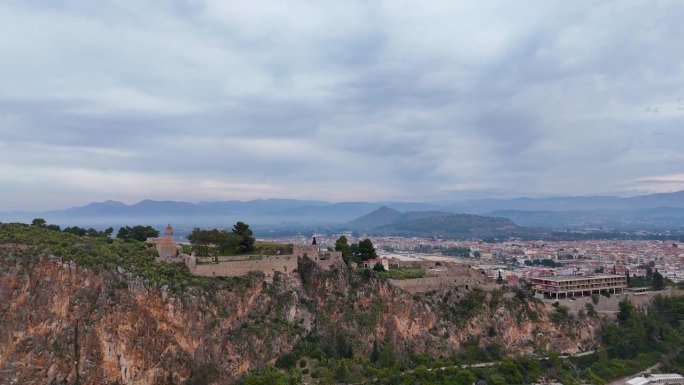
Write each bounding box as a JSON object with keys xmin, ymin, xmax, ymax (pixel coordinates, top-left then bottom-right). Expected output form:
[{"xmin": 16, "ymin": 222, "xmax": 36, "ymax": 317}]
[{"xmin": 0, "ymin": 255, "xmax": 599, "ymax": 385}]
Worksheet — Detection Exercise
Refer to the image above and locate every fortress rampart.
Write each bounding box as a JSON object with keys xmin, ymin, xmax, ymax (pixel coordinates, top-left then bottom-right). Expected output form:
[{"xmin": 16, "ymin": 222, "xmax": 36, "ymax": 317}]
[
  {"xmin": 388, "ymin": 267, "xmax": 491, "ymax": 293},
  {"xmin": 173, "ymin": 243, "xmax": 345, "ymax": 282},
  {"xmin": 185, "ymin": 253, "xmax": 298, "ymax": 282}
]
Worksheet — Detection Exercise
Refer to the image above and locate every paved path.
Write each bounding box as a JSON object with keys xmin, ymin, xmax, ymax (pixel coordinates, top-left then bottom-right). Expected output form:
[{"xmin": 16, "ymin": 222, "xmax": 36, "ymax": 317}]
[{"xmin": 606, "ymin": 362, "xmax": 661, "ymax": 385}]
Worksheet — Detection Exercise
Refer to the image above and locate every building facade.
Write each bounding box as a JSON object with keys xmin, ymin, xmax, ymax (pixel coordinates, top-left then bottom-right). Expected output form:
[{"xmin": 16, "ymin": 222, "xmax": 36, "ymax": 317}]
[
  {"xmin": 532, "ymin": 274, "xmax": 627, "ymax": 299},
  {"xmin": 146, "ymin": 224, "xmax": 179, "ymax": 259}
]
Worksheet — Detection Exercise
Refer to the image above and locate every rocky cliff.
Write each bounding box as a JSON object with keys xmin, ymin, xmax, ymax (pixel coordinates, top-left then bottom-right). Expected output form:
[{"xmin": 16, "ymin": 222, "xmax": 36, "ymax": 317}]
[{"xmin": 0, "ymin": 244, "xmax": 600, "ymax": 385}]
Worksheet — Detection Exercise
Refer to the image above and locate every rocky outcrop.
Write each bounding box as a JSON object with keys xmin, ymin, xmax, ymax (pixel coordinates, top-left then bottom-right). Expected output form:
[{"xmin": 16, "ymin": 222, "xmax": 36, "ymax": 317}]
[{"xmin": 0, "ymin": 252, "xmax": 600, "ymax": 385}]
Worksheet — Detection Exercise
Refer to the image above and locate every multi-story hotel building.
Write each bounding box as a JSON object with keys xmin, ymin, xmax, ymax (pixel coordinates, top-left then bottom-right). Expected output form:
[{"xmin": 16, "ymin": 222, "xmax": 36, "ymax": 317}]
[{"xmin": 531, "ymin": 274, "xmax": 627, "ymax": 299}]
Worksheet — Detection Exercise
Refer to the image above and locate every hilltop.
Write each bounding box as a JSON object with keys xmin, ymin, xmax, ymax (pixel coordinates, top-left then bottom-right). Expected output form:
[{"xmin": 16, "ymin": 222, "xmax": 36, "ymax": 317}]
[
  {"xmin": 346, "ymin": 207, "xmax": 535, "ymax": 239},
  {"xmin": 345, "ymin": 206, "xmax": 403, "ymax": 228},
  {"xmin": 371, "ymin": 213, "xmax": 529, "ymax": 239}
]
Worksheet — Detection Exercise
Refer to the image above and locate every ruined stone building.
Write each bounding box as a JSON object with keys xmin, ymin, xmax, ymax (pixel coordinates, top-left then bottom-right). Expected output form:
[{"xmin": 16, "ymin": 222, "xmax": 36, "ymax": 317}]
[{"xmin": 291, "ymin": 244, "xmax": 345, "ymax": 270}]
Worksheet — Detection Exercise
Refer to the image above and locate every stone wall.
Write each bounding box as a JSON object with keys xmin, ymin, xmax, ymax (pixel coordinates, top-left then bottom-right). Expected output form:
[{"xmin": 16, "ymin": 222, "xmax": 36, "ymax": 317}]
[
  {"xmin": 388, "ymin": 268, "xmax": 490, "ymax": 293},
  {"xmin": 187, "ymin": 254, "xmax": 298, "ymax": 283},
  {"xmin": 196, "ymin": 255, "xmax": 263, "ymax": 263},
  {"xmin": 292, "ymin": 245, "xmax": 344, "ymax": 270},
  {"xmin": 177, "ymin": 245, "xmax": 345, "ymax": 282},
  {"xmin": 156, "ymin": 242, "xmax": 178, "ymax": 259},
  {"xmin": 292, "ymin": 245, "xmax": 318, "ymax": 259}
]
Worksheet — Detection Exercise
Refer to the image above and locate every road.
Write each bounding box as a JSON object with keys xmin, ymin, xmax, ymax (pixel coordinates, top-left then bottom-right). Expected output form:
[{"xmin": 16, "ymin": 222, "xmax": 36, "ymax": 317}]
[{"xmin": 606, "ymin": 362, "xmax": 661, "ymax": 385}]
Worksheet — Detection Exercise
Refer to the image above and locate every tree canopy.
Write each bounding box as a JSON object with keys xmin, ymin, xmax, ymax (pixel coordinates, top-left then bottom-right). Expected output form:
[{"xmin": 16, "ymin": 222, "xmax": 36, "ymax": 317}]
[
  {"xmin": 116, "ymin": 225, "xmax": 158, "ymax": 242},
  {"xmin": 188, "ymin": 222, "xmax": 256, "ymax": 256},
  {"xmin": 335, "ymin": 237, "xmax": 377, "ymax": 265}
]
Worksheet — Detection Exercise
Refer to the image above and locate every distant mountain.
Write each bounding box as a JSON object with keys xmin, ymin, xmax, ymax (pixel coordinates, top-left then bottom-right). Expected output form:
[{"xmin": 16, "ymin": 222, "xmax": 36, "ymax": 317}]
[
  {"xmin": 489, "ymin": 207, "xmax": 684, "ymax": 230},
  {"xmin": 346, "ymin": 208, "xmax": 470, "ymax": 230},
  {"xmin": 3, "ymin": 189, "xmax": 684, "ymax": 231},
  {"xmin": 450, "ymin": 190, "xmax": 684, "ymax": 213},
  {"xmin": 346, "ymin": 206, "xmax": 402, "ymax": 228},
  {"xmin": 371, "ymin": 213, "xmax": 530, "ymax": 239}
]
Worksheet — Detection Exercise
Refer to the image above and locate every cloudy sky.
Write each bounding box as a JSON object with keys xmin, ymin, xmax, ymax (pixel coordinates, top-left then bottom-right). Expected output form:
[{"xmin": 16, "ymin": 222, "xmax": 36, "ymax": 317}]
[{"xmin": 1, "ymin": 0, "xmax": 684, "ymax": 210}]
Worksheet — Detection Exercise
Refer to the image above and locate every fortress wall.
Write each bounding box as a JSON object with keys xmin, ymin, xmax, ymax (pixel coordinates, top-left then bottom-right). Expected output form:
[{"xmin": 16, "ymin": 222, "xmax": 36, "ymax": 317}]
[
  {"xmin": 189, "ymin": 256, "xmax": 298, "ymax": 282},
  {"xmin": 388, "ymin": 269, "xmax": 491, "ymax": 293},
  {"xmin": 389, "ymin": 276, "xmax": 482, "ymax": 293},
  {"xmin": 158, "ymin": 256, "xmax": 185, "ymax": 264},
  {"xmin": 293, "ymin": 245, "xmax": 319, "ymax": 259},
  {"xmin": 156, "ymin": 243, "xmax": 178, "ymax": 258},
  {"xmin": 196, "ymin": 255, "xmax": 262, "ymax": 263},
  {"xmin": 183, "ymin": 247, "xmax": 347, "ymax": 282},
  {"xmin": 313, "ymin": 251, "xmax": 345, "ymax": 270},
  {"xmin": 313, "ymin": 257, "xmax": 343, "ymax": 270}
]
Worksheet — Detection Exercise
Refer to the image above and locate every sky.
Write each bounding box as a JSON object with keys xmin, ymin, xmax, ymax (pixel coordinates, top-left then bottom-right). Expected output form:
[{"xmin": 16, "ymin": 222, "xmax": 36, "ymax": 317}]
[{"xmin": 1, "ymin": 0, "xmax": 684, "ymax": 210}]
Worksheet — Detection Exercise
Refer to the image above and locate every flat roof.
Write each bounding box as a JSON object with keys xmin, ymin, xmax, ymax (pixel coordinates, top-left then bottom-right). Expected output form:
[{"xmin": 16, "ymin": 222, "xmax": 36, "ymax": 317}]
[{"xmin": 532, "ymin": 274, "xmax": 626, "ymax": 282}]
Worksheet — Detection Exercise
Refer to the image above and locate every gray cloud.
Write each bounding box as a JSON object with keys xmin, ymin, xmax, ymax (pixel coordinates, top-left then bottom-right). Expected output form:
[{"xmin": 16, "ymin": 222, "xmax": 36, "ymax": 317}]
[{"xmin": 1, "ymin": 0, "xmax": 684, "ymax": 210}]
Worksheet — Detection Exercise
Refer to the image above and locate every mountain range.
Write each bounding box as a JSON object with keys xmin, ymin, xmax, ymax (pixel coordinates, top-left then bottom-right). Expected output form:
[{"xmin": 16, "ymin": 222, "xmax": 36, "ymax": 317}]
[{"xmin": 3, "ymin": 190, "xmax": 684, "ymax": 232}]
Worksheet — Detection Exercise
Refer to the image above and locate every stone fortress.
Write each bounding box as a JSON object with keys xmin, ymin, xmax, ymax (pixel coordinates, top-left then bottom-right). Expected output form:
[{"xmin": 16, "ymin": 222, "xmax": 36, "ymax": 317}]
[
  {"xmin": 148, "ymin": 225, "xmax": 493, "ymax": 290},
  {"xmin": 147, "ymin": 225, "xmax": 345, "ymax": 282}
]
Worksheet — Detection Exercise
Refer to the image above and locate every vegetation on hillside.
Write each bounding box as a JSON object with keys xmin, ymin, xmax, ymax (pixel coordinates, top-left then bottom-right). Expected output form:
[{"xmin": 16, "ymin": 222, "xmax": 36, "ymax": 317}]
[
  {"xmin": 116, "ymin": 225, "xmax": 159, "ymax": 241},
  {"xmin": 31, "ymin": 217, "xmax": 115, "ymax": 238},
  {"xmin": 0, "ymin": 222, "xmax": 252, "ymax": 292},
  {"xmin": 334, "ymin": 236, "xmax": 377, "ymax": 265},
  {"xmin": 627, "ymin": 264, "xmax": 667, "ymax": 290},
  {"xmin": 238, "ymin": 293, "xmax": 684, "ymax": 384},
  {"xmin": 376, "ymin": 266, "xmax": 426, "ymax": 280}
]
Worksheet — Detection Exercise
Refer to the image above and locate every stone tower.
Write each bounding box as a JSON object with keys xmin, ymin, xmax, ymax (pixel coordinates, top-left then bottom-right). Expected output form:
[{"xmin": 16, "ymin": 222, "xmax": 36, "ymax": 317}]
[
  {"xmin": 164, "ymin": 224, "xmax": 173, "ymax": 237},
  {"xmin": 149, "ymin": 224, "xmax": 178, "ymax": 259}
]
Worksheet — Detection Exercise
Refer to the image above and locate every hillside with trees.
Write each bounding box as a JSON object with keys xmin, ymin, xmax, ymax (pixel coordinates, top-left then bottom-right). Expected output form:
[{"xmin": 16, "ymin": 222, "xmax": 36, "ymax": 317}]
[{"xmin": 187, "ymin": 221, "xmax": 256, "ymax": 256}]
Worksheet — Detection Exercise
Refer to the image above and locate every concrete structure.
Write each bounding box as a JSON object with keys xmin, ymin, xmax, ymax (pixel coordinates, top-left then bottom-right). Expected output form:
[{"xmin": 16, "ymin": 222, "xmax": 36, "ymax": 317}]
[
  {"xmin": 626, "ymin": 373, "xmax": 684, "ymax": 385},
  {"xmin": 532, "ymin": 274, "xmax": 627, "ymax": 299},
  {"xmin": 146, "ymin": 224, "xmax": 179, "ymax": 259},
  {"xmin": 628, "ymin": 287, "xmax": 650, "ymax": 295}
]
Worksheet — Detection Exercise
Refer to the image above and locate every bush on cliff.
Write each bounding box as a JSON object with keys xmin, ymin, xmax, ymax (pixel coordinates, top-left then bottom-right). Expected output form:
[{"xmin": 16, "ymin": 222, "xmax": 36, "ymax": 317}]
[{"xmin": 0, "ymin": 222, "xmax": 249, "ymax": 293}]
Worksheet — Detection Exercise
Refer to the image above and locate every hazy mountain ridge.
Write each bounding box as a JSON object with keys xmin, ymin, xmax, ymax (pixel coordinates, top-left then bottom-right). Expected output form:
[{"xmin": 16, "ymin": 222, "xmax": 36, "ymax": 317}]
[
  {"xmin": 2, "ymin": 189, "xmax": 684, "ymax": 230},
  {"xmin": 489, "ymin": 207, "xmax": 684, "ymax": 230},
  {"xmin": 346, "ymin": 206, "xmax": 403, "ymax": 228}
]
